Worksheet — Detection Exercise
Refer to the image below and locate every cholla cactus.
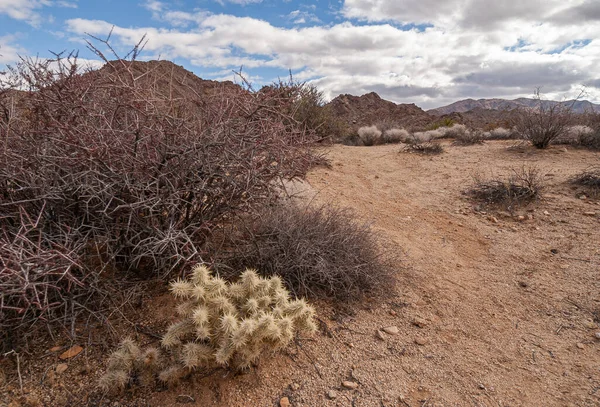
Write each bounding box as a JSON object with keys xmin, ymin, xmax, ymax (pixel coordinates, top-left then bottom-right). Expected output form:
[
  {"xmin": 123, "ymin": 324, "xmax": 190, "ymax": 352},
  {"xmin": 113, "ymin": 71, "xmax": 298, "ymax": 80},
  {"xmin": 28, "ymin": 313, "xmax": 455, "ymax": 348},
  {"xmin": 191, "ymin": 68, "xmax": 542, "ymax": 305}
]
[
  {"xmin": 100, "ymin": 266, "xmax": 317, "ymax": 391},
  {"xmin": 164, "ymin": 266, "xmax": 316, "ymax": 370}
]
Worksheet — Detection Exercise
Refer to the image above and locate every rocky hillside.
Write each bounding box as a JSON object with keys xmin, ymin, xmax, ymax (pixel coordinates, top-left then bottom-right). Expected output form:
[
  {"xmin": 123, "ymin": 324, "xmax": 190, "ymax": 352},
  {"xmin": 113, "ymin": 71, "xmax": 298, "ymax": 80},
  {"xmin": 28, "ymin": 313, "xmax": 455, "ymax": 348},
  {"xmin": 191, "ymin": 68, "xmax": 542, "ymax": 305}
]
[
  {"xmin": 429, "ymin": 97, "xmax": 600, "ymax": 115},
  {"xmin": 327, "ymin": 92, "xmax": 437, "ymax": 131}
]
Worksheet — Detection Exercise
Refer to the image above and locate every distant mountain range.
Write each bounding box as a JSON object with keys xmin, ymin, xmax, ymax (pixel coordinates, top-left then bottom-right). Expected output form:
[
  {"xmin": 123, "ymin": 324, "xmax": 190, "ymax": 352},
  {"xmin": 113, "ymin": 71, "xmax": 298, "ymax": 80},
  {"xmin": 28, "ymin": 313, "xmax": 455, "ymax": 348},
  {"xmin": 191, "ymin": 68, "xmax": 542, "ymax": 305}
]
[{"xmin": 428, "ymin": 98, "xmax": 600, "ymax": 116}]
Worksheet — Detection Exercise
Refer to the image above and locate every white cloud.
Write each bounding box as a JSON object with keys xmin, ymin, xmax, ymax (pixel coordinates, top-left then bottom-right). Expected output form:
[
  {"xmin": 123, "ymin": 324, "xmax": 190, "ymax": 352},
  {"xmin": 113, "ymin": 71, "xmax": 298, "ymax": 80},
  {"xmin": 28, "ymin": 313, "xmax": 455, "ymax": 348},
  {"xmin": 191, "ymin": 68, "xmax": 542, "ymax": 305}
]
[
  {"xmin": 64, "ymin": 1, "xmax": 600, "ymax": 108},
  {"xmin": 0, "ymin": 35, "xmax": 23, "ymax": 65},
  {"xmin": 0, "ymin": 0, "xmax": 77, "ymax": 26}
]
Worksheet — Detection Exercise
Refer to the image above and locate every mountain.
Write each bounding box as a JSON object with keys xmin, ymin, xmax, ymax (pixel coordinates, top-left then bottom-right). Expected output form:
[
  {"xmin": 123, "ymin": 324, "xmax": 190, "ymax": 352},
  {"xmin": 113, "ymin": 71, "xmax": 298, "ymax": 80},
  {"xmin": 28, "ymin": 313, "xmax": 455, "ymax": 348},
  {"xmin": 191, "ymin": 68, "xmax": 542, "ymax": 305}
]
[
  {"xmin": 429, "ymin": 98, "xmax": 600, "ymax": 115},
  {"xmin": 327, "ymin": 92, "xmax": 436, "ymax": 131}
]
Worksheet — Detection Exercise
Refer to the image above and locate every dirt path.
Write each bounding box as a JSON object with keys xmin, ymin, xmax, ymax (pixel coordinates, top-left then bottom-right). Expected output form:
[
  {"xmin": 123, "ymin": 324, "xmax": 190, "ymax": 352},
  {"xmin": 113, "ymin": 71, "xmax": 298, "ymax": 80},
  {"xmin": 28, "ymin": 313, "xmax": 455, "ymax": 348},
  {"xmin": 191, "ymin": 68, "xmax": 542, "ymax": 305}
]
[{"xmin": 2, "ymin": 141, "xmax": 599, "ymax": 407}]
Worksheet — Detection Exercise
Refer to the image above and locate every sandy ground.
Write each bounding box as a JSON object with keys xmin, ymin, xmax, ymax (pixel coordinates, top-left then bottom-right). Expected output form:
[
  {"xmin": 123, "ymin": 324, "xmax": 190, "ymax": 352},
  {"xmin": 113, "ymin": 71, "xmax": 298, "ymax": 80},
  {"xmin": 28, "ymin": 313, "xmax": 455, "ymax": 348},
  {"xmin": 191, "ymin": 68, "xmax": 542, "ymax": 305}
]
[{"xmin": 1, "ymin": 140, "xmax": 599, "ymax": 407}]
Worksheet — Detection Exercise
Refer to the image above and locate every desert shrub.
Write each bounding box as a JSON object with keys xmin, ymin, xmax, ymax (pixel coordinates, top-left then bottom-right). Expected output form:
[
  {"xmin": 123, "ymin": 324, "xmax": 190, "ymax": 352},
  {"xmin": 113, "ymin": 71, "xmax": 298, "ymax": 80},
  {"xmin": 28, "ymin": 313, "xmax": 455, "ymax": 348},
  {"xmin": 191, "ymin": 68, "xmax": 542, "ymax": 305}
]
[
  {"xmin": 570, "ymin": 167, "xmax": 600, "ymax": 196},
  {"xmin": 426, "ymin": 117, "xmax": 455, "ymax": 130},
  {"xmin": 486, "ymin": 127, "xmax": 519, "ymax": 140},
  {"xmin": 468, "ymin": 167, "xmax": 543, "ymax": 209},
  {"xmin": 357, "ymin": 125, "xmax": 383, "ymax": 146},
  {"xmin": 208, "ymin": 204, "xmax": 395, "ymax": 302},
  {"xmin": 577, "ymin": 130, "xmax": 600, "ymax": 150},
  {"xmin": 452, "ymin": 129, "xmax": 485, "ymax": 145},
  {"xmin": 383, "ymin": 128, "xmax": 410, "ymax": 144},
  {"xmin": 0, "ymin": 43, "xmax": 324, "ymax": 339},
  {"xmin": 99, "ymin": 266, "xmax": 316, "ymax": 391},
  {"xmin": 411, "ymin": 129, "xmax": 444, "ymax": 143},
  {"xmin": 513, "ymin": 90, "xmax": 575, "ymax": 149},
  {"xmin": 403, "ymin": 141, "xmax": 444, "ymax": 155},
  {"xmin": 441, "ymin": 124, "xmax": 468, "ymax": 139},
  {"xmin": 266, "ymin": 80, "xmax": 348, "ymax": 143}
]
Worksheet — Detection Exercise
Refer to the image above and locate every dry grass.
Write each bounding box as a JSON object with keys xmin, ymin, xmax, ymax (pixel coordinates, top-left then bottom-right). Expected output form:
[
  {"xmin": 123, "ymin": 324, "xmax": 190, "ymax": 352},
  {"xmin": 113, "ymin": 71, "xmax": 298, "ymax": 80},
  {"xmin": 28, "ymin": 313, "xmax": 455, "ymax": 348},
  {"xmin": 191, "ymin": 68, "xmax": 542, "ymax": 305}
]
[
  {"xmin": 468, "ymin": 167, "xmax": 544, "ymax": 209},
  {"xmin": 570, "ymin": 167, "xmax": 600, "ymax": 197},
  {"xmin": 403, "ymin": 141, "xmax": 445, "ymax": 155}
]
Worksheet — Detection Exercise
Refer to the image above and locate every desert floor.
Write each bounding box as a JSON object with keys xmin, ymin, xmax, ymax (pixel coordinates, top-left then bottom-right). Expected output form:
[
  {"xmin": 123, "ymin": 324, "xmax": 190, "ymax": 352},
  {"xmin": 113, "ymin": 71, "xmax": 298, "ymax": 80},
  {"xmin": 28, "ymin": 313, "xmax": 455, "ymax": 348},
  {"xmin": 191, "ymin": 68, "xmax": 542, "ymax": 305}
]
[{"xmin": 2, "ymin": 140, "xmax": 599, "ymax": 407}]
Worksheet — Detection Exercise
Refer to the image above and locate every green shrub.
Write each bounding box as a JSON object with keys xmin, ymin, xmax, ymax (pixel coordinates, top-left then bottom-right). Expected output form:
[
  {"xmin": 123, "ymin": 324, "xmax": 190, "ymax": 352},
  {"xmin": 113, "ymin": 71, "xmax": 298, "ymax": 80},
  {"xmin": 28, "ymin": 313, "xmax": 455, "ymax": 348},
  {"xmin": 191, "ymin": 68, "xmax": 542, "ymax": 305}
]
[
  {"xmin": 426, "ymin": 117, "xmax": 456, "ymax": 130},
  {"xmin": 100, "ymin": 266, "xmax": 316, "ymax": 391}
]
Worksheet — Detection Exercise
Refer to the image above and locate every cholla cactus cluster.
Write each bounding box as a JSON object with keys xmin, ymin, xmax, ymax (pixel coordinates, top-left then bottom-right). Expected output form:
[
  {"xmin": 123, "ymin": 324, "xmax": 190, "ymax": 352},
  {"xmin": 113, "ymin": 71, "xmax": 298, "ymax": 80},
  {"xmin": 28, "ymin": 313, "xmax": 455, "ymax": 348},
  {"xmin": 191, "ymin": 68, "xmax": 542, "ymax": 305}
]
[{"xmin": 100, "ymin": 265, "xmax": 317, "ymax": 391}]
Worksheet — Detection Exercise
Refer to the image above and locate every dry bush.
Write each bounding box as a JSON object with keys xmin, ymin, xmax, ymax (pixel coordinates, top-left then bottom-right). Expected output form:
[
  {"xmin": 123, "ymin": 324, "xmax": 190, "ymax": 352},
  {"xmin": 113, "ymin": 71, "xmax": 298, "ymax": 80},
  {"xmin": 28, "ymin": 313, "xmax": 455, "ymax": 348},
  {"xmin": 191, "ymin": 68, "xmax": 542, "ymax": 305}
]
[
  {"xmin": 357, "ymin": 125, "xmax": 383, "ymax": 146},
  {"xmin": 577, "ymin": 129, "xmax": 600, "ymax": 150},
  {"xmin": 452, "ymin": 129, "xmax": 485, "ymax": 146},
  {"xmin": 403, "ymin": 141, "xmax": 444, "ymax": 155},
  {"xmin": 441, "ymin": 124, "xmax": 468, "ymax": 139},
  {"xmin": 468, "ymin": 167, "xmax": 544, "ymax": 209},
  {"xmin": 513, "ymin": 90, "xmax": 575, "ymax": 149},
  {"xmin": 0, "ymin": 40, "xmax": 324, "ymax": 340},
  {"xmin": 208, "ymin": 204, "xmax": 396, "ymax": 302},
  {"xmin": 570, "ymin": 167, "xmax": 600, "ymax": 197},
  {"xmin": 485, "ymin": 127, "xmax": 520, "ymax": 140},
  {"xmin": 383, "ymin": 128, "xmax": 410, "ymax": 144}
]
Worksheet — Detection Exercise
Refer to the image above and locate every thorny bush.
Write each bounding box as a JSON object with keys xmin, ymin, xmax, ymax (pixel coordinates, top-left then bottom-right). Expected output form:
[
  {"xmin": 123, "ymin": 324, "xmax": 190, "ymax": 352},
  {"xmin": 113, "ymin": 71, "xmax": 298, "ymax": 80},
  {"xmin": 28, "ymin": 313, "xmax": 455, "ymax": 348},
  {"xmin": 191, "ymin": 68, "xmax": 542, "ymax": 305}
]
[{"xmin": 0, "ymin": 40, "xmax": 325, "ymax": 343}]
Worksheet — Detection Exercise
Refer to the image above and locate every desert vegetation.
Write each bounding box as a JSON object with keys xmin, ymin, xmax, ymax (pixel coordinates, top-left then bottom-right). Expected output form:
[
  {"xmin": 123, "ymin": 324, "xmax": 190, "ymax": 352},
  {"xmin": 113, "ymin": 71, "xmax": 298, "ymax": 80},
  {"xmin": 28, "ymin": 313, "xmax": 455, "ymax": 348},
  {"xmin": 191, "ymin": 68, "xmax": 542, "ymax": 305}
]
[
  {"xmin": 570, "ymin": 167, "xmax": 600, "ymax": 197},
  {"xmin": 467, "ymin": 167, "xmax": 544, "ymax": 209},
  {"xmin": 0, "ymin": 41, "xmax": 328, "ymax": 345},
  {"xmin": 99, "ymin": 266, "xmax": 316, "ymax": 391},
  {"xmin": 208, "ymin": 204, "xmax": 395, "ymax": 302}
]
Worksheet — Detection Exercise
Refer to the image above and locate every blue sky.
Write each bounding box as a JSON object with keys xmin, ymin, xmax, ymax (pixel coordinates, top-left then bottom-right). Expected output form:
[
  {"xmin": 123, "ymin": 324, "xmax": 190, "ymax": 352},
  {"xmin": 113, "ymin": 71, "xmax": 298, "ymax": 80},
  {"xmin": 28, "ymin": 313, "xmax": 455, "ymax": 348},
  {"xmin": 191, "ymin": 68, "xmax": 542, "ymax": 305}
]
[{"xmin": 1, "ymin": 0, "xmax": 599, "ymax": 109}]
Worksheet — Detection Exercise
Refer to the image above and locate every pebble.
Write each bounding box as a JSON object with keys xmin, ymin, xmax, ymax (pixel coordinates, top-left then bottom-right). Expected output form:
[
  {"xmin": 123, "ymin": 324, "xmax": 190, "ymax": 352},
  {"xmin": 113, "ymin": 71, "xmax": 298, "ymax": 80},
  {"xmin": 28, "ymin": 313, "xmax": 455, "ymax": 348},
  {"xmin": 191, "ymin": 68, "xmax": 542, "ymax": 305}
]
[
  {"xmin": 290, "ymin": 383, "xmax": 300, "ymax": 391},
  {"xmin": 412, "ymin": 317, "xmax": 427, "ymax": 328},
  {"xmin": 488, "ymin": 216, "xmax": 499, "ymax": 223},
  {"xmin": 579, "ymin": 195, "xmax": 587, "ymax": 200},
  {"xmin": 517, "ymin": 215, "xmax": 526, "ymax": 222},
  {"xmin": 595, "ymin": 332, "xmax": 600, "ymax": 340},
  {"xmin": 376, "ymin": 330, "xmax": 386, "ymax": 340},
  {"xmin": 389, "ymin": 310, "xmax": 397, "ymax": 316},
  {"xmin": 576, "ymin": 343, "xmax": 585, "ymax": 349},
  {"xmin": 55, "ymin": 364, "xmax": 68, "ymax": 374},
  {"xmin": 327, "ymin": 390, "xmax": 338, "ymax": 399},
  {"xmin": 383, "ymin": 326, "xmax": 399, "ymax": 335},
  {"xmin": 415, "ymin": 338, "xmax": 428, "ymax": 346},
  {"xmin": 543, "ymin": 210, "xmax": 550, "ymax": 216},
  {"xmin": 279, "ymin": 396, "xmax": 291, "ymax": 407},
  {"xmin": 584, "ymin": 321, "xmax": 597, "ymax": 329},
  {"xmin": 342, "ymin": 381, "xmax": 359, "ymax": 389},
  {"xmin": 583, "ymin": 212, "xmax": 596, "ymax": 216}
]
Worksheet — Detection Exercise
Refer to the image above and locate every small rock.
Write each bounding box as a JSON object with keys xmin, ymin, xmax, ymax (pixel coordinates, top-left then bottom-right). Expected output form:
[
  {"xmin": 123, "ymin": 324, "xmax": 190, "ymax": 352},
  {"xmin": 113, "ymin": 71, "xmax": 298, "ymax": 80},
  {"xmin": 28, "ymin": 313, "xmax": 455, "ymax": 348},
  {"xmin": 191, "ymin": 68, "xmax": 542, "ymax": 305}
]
[
  {"xmin": 290, "ymin": 383, "xmax": 300, "ymax": 391},
  {"xmin": 576, "ymin": 343, "xmax": 585, "ymax": 349},
  {"xmin": 376, "ymin": 330, "xmax": 386, "ymax": 340},
  {"xmin": 55, "ymin": 364, "xmax": 68, "ymax": 374},
  {"xmin": 279, "ymin": 396, "xmax": 291, "ymax": 407},
  {"xmin": 49, "ymin": 346, "xmax": 62, "ymax": 353},
  {"xmin": 584, "ymin": 320, "xmax": 597, "ymax": 329},
  {"xmin": 412, "ymin": 317, "xmax": 427, "ymax": 328},
  {"xmin": 342, "ymin": 381, "xmax": 359, "ymax": 390},
  {"xmin": 382, "ymin": 326, "xmax": 399, "ymax": 335},
  {"xmin": 415, "ymin": 338, "xmax": 428, "ymax": 346},
  {"xmin": 543, "ymin": 210, "xmax": 550, "ymax": 216},
  {"xmin": 327, "ymin": 390, "xmax": 338, "ymax": 399},
  {"xmin": 59, "ymin": 345, "xmax": 83, "ymax": 360},
  {"xmin": 583, "ymin": 211, "xmax": 596, "ymax": 216},
  {"xmin": 488, "ymin": 216, "xmax": 499, "ymax": 223},
  {"xmin": 578, "ymin": 195, "xmax": 587, "ymax": 200},
  {"xmin": 595, "ymin": 332, "xmax": 600, "ymax": 340},
  {"xmin": 389, "ymin": 310, "xmax": 397, "ymax": 316},
  {"xmin": 517, "ymin": 215, "xmax": 526, "ymax": 222}
]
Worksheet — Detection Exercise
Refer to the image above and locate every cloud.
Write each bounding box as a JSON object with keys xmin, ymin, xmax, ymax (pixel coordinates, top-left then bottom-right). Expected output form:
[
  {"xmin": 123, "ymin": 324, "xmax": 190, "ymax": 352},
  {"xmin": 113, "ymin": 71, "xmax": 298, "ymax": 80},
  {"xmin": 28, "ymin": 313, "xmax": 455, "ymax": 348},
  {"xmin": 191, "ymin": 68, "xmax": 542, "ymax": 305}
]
[
  {"xmin": 64, "ymin": 0, "xmax": 600, "ymax": 108},
  {"xmin": 0, "ymin": 35, "xmax": 23, "ymax": 65},
  {"xmin": 0, "ymin": 0, "xmax": 77, "ymax": 27}
]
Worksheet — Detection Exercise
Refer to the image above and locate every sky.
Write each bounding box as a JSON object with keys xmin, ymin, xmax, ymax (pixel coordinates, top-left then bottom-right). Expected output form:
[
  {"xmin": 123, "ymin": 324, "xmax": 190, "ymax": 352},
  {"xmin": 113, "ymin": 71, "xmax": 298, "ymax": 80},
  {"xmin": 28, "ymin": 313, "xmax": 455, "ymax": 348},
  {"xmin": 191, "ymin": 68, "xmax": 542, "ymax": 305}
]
[{"xmin": 0, "ymin": 0, "xmax": 599, "ymax": 109}]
